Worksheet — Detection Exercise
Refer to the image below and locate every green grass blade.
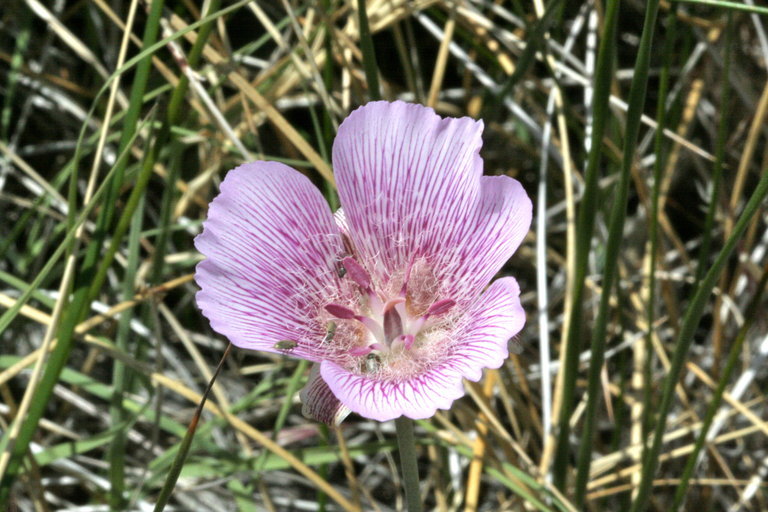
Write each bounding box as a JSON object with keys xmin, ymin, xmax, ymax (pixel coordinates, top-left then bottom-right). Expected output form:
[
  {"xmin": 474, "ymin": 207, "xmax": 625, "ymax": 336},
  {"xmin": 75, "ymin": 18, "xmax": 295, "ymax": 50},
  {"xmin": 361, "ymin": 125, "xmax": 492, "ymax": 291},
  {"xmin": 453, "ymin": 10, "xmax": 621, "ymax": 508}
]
[
  {"xmin": 152, "ymin": 344, "xmax": 232, "ymax": 512},
  {"xmin": 670, "ymin": 0, "xmax": 768, "ymax": 15},
  {"xmin": 671, "ymin": 263, "xmax": 768, "ymax": 509},
  {"xmin": 98, "ymin": 0, "xmax": 165, "ymax": 240},
  {"xmin": 641, "ymin": 3, "xmax": 679, "ymax": 445},
  {"xmin": 108, "ymin": 190, "xmax": 146, "ymax": 510},
  {"xmin": 0, "ymin": 109, "xmax": 159, "ymax": 501},
  {"xmin": 494, "ymin": 0, "xmax": 564, "ymax": 106},
  {"xmin": 0, "ymin": 110, "xmax": 154, "ymax": 338},
  {"xmin": 357, "ymin": 0, "xmax": 380, "ymax": 100},
  {"xmin": 694, "ymin": 12, "xmax": 732, "ymax": 285},
  {"xmin": 0, "ymin": 6, "xmax": 30, "ymax": 140},
  {"xmin": 573, "ymin": 0, "xmax": 661, "ymax": 506},
  {"xmin": 552, "ymin": 0, "xmax": 619, "ymax": 490},
  {"xmin": 629, "ymin": 168, "xmax": 768, "ymax": 512}
]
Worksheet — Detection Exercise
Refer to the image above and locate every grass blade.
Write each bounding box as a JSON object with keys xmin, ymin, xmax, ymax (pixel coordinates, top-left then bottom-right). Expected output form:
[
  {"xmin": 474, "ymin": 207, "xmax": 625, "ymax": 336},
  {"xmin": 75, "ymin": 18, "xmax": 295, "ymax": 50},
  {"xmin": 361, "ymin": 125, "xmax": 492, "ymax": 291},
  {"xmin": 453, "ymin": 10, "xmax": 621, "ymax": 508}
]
[
  {"xmin": 153, "ymin": 343, "xmax": 232, "ymax": 512},
  {"xmin": 629, "ymin": 168, "xmax": 768, "ymax": 512},
  {"xmin": 572, "ymin": 0, "xmax": 661, "ymax": 506},
  {"xmin": 357, "ymin": 0, "xmax": 380, "ymax": 100},
  {"xmin": 552, "ymin": 0, "xmax": 619, "ymax": 490}
]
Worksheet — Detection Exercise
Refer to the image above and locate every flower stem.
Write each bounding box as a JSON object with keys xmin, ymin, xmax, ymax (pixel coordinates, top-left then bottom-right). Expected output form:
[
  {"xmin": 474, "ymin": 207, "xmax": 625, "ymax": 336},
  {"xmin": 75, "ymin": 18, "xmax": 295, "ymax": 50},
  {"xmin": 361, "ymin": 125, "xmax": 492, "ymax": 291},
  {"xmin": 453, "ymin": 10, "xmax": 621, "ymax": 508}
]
[{"xmin": 394, "ymin": 417, "xmax": 423, "ymax": 512}]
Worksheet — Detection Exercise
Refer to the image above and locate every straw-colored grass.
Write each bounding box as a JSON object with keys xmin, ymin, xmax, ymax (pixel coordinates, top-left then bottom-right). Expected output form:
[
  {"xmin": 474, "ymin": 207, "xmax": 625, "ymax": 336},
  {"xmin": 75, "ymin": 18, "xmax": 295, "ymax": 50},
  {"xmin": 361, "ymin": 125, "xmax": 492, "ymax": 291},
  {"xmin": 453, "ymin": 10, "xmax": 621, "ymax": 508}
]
[{"xmin": 1, "ymin": 0, "xmax": 767, "ymax": 510}]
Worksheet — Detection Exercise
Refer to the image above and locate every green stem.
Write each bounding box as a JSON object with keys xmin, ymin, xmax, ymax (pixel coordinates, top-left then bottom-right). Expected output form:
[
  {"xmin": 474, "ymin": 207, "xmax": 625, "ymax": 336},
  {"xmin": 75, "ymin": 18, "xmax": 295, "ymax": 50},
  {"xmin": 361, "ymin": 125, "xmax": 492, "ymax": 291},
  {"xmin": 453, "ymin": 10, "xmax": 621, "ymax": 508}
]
[
  {"xmin": 641, "ymin": 1, "xmax": 678, "ymax": 446},
  {"xmin": 573, "ymin": 0, "xmax": 660, "ymax": 506},
  {"xmin": 357, "ymin": 0, "xmax": 380, "ymax": 100},
  {"xmin": 669, "ymin": 0, "xmax": 768, "ymax": 15},
  {"xmin": 694, "ymin": 11, "xmax": 732, "ymax": 286},
  {"xmin": 552, "ymin": 0, "xmax": 619, "ymax": 490},
  {"xmin": 629, "ymin": 168, "xmax": 768, "ymax": 511},
  {"xmin": 153, "ymin": 344, "xmax": 233, "ymax": 512},
  {"xmin": 395, "ymin": 417, "xmax": 422, "ymax": 512},
  {"xmin": 670, "ymin": 262, "xmax": 768, "ymax": 509}
]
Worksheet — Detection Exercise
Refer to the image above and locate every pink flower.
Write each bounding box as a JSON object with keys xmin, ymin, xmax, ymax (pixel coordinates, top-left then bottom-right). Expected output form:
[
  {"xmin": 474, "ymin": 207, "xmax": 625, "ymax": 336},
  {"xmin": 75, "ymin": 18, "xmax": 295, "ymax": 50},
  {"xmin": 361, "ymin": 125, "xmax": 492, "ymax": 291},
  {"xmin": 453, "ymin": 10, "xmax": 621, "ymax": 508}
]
[{"xmin": 194, "ymin": 101, "xmax": 531, "ymax": 424}]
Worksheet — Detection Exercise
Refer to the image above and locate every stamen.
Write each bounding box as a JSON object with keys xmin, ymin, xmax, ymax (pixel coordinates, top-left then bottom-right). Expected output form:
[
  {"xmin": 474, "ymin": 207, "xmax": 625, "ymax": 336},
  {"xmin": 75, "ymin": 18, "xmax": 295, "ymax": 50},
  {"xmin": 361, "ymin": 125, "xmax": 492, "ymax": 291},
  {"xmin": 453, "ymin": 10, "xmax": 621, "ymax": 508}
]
[
  {"xmin": 383, "ymin": 297, "xmax": 405, "ymax": 312},
  {"xmin": 399, "ymin": 257, "xmax": 416, "ymax": 296},
  {"xmin": 326, "ymin": 304, "xmax": 386, "ymax": 344},
  {"xmin": 355, "ymin": 316, "xmax": 385, "ymax": 343},
  {"xmin": 325, "ymin": 304, "xmax": 356, "ymax": 319},
  {"xmin": 341, "ymin": 257, "xmax": 372, "ymax": 290},
  {"xmin": 325, "ymin": 257, "xmax": 455, "ymax": 371},
  {"xmin": 349, "ymin": 345, "xmax": 373, "ymax": 356},
  {"xmin": 349, "ymin": 342, "xmax": 385, "ymax": 356},
  {"xmin": 391, "ymin": 334, "xmax": 415, "ymax": 351},
  {"xmin": 427, "ymin": 299, "xmax": 456, "ymax": 317}
]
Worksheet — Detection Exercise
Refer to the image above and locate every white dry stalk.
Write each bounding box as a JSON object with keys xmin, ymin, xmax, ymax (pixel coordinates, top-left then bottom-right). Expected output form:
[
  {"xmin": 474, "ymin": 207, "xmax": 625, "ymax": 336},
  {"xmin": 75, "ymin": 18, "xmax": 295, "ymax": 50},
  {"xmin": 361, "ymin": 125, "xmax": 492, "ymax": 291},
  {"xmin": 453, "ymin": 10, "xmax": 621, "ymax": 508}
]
[
  {"xmin": 413, "ymin": 12, "xmax": 552, "ymax": 158},
  {"xmin": 536, "ymin": 91, "xmax": 555, "ymax": 479},
  {"xmin": 584, "ymin": 5, "xmax": 597, "ymax": 157},
  {"xmin": 279, "ymin": 0, "xmax": 343, "ymax": 123},
  {"xmin": 705, "ymin": 332, "xmax": 768, "ymax": 447},
  {"xmin": 24, "ymin": 0, "xmax": 126, "ymax": 107},
  {"xmin": 158, "ymin": 17, "xmax": 252, "ymax": 160},
  {"xmin": 729, "ymin": 451, "xmax": 768, "ymax": 512},
  {"xmin": 0, "ymin": 140, "xmax": 67, "ymax": 213},
  {"xmin": 636, "ymin": 35, "xmax": 708, "ymax": 156},
  {"xmin": 747, "ymin": 0, "xmax": 768, "ymax": 61},
  {"xmin": 532, "ymin": 0, "xmax": 589, "ymax": 480}
]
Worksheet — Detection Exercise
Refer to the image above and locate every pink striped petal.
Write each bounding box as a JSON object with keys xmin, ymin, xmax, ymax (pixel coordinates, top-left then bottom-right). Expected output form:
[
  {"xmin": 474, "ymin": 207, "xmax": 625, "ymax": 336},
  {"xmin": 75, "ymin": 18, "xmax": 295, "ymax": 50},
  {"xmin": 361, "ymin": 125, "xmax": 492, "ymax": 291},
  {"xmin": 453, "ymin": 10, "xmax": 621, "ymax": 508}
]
[
  {"xmin": 332, "ymin": 101, "xmax": 483, "ymax": 283},
  {"xmin": 194, "ymin": 161, "xmax": 344, "ymax": 360},
  {"xmin": 319, "ymin": 359, "xmax": 466, "ymax": 422},
  {"xmin": 300, "ymin": 364, "xmax": 351, "ymax": 426},
  {"xmin": 446, "ymin": 175, "xmax": 532, "ymax": 302},
  {"xmin": 448, "ymin": 277, "xmax": 526, "ymax": 377},
  {"xmin": 319, "ymin": 277, "xmax": 525, "ymax": 421},
  {"xmin": 332, "ymin": 101, "xmax": 531, "ymax": 303}
]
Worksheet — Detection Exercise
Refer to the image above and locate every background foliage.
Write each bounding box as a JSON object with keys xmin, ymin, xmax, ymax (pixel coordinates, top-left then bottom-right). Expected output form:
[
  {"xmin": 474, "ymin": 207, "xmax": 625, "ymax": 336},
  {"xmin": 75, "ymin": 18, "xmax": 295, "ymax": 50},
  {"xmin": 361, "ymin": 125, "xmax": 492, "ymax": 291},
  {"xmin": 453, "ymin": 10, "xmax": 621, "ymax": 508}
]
[{"xmin": 1, "ymin": 0, "xmax": 767, "ymax": 510}]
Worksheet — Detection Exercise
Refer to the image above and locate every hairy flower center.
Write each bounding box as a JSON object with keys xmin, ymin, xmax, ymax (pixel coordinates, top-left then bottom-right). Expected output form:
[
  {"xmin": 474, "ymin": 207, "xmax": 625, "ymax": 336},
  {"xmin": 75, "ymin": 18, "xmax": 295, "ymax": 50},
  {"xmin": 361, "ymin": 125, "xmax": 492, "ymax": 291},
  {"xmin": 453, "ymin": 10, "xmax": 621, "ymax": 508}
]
[{"xmin": 324, "ymin": 256, "xmax": 455, "ymax": 373}]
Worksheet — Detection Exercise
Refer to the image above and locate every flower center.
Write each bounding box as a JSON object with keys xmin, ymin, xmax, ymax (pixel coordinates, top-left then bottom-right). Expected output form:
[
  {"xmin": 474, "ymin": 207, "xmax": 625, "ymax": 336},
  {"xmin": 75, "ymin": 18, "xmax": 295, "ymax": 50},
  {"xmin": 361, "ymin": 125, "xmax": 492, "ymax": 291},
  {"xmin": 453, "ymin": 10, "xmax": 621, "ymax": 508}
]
[{"xmin": 324, "ymin": 257, "xmax": 456, "ymax": 362}]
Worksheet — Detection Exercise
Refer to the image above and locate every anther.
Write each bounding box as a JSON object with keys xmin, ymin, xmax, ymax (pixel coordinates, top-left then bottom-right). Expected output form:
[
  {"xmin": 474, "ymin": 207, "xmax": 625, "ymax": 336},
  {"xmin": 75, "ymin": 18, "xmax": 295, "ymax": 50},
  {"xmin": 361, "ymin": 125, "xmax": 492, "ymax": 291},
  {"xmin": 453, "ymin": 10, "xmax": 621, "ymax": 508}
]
[
  {"xmin": 341, "ymin": 257, "xmax": 372, "ymax": 290},
  {"xmin": 383, "ymin": 297, "xmax": 405, "ymax": 312},
  {"xmin": 399, "ymin": 258, "xmax": 416, "ymax": 296},
  {"xmin": 391, "ymin": 334, "xmax": 415, "ymax": 351},
  {"xmin": 325, "ymin": 304, "xmax": 357, "ymax": 319},
  {"xmin": 426, "ymin": 299, "xmax": 456, "ymax": 317},
  {"xmin": 349, "ymin": 342, "xmax": 385, "ymax": 357},
  {"xmin": 325, "ymin": 304, "xmax": 385, "ymax": 344}
]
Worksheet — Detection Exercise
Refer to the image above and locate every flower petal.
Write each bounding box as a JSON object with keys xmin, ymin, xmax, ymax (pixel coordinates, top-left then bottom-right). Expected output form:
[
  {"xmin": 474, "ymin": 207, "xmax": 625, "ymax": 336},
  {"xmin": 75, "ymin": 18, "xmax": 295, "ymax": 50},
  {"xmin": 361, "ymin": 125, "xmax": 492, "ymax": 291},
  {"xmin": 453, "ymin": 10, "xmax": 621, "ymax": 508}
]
[
  {"xmin": 449, "ymin": 276, "xmax": 526, "ymax": 378},
  {"xmin": 194, "ymin": 161, "xmax": 344, "ymax": 360},
  {"xmin": 300, "ymin": 364, "xmax": 351, "ymax": 426},
  {"xmin": 332, "ymin": 101, "xmax": 531, "ymax": 303},
  {"xmin": 332, "ymin": 101, "xmax": 483, "ymax": 281},
  {"xmin": 320, "ymin": 358, "xmax": 466, "ymax": 422},
  {"xmin": 445, "ymin": 175, "xmax": 532, "ymax": 302},
  {"xmin": 320, "ymin": 277, "xmax": 525, "ymax": 421}
]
